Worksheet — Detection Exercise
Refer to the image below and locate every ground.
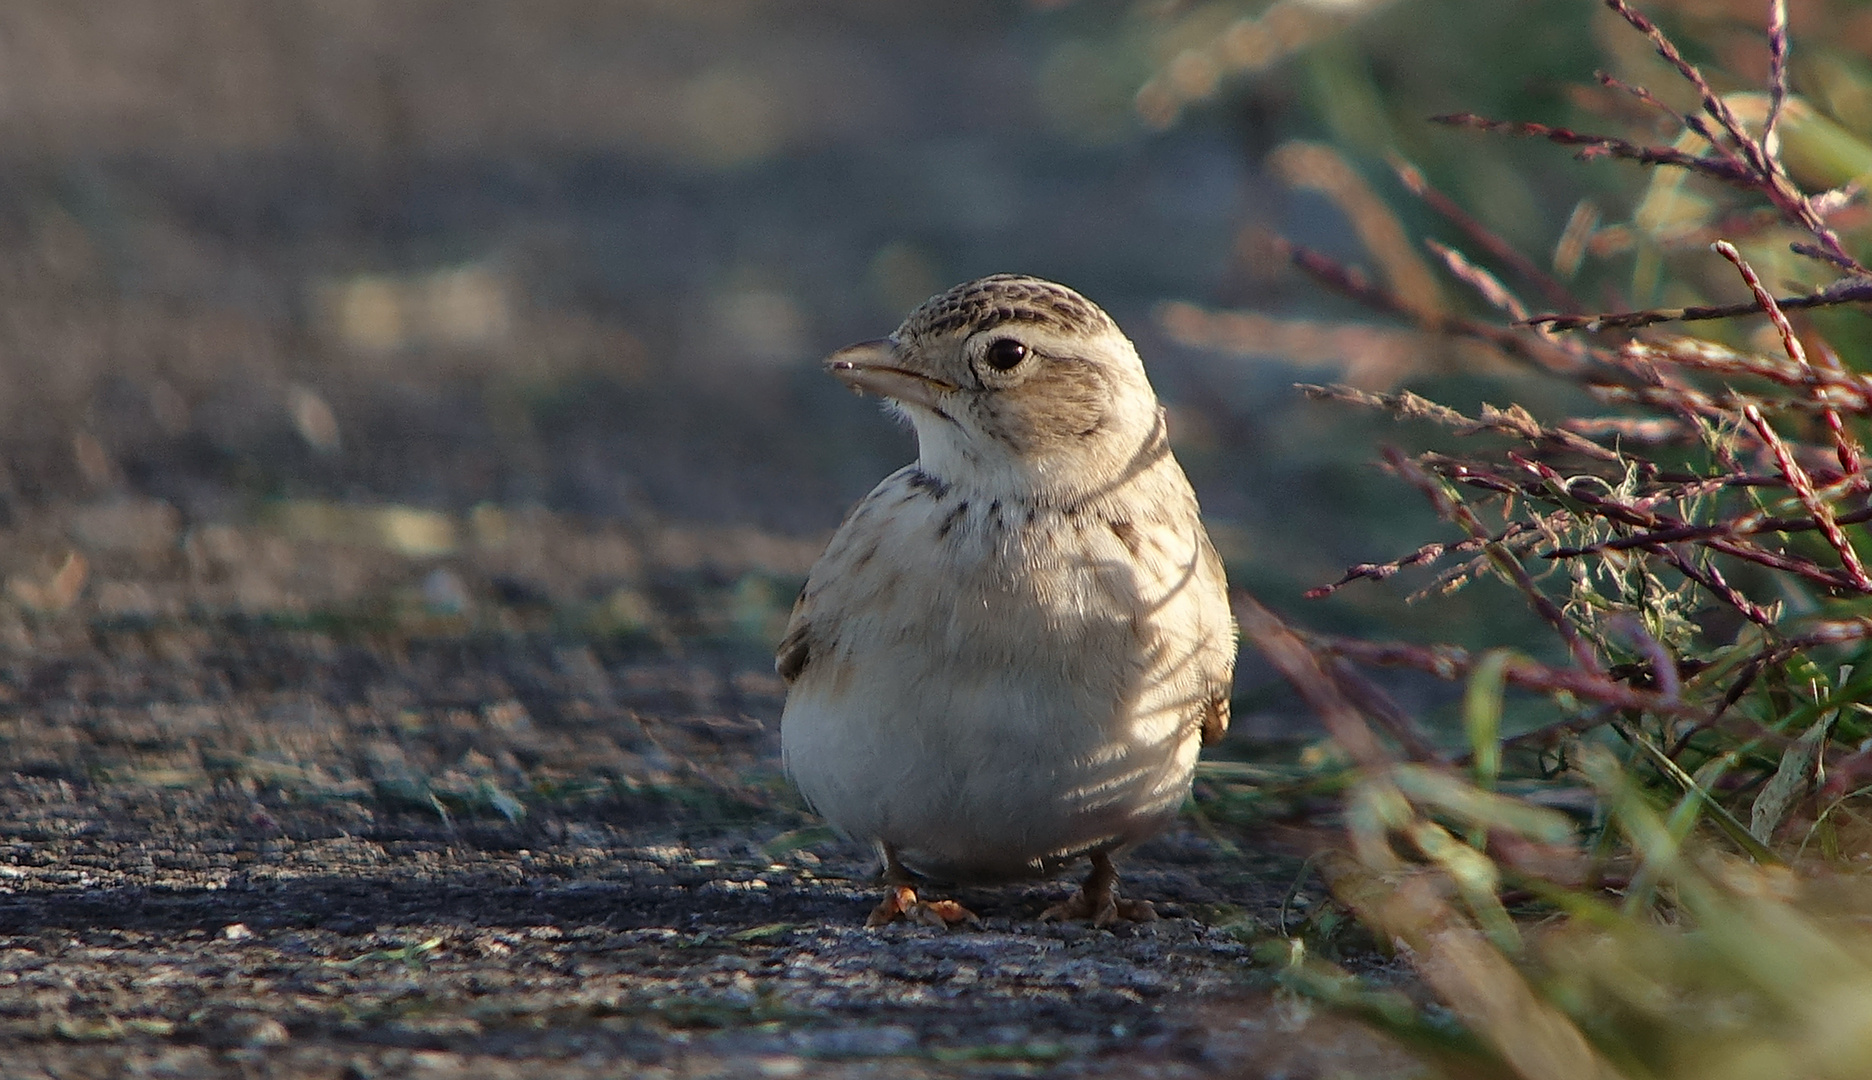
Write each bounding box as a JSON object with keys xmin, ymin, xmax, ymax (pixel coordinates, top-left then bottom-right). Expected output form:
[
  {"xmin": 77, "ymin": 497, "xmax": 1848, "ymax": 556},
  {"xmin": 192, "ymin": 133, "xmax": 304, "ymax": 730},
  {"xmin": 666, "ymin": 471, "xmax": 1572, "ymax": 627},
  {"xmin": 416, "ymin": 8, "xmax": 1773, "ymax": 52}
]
[{"xmin": 0, "ymin": 503, "xmax": 1415, "ymax": 1079}]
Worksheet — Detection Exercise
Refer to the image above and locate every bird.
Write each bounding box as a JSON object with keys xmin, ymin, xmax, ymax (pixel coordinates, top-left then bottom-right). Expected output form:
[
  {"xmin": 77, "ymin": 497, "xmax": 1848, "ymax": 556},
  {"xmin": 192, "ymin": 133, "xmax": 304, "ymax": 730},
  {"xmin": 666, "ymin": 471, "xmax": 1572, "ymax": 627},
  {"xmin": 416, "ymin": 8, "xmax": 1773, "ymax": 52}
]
[{"xmin": 776, "ymin": 274, "xmax": 1236, "ymax": 928}]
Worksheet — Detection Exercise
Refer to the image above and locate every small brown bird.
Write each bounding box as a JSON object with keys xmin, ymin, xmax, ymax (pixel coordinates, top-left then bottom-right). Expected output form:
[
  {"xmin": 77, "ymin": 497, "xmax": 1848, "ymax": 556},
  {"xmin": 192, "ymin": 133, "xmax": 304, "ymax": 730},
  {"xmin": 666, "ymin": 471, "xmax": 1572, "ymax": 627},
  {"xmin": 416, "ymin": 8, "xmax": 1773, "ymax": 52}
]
[{"xmin": 778, "ymin": 274, "xmax": 1236, "ymax": 928}]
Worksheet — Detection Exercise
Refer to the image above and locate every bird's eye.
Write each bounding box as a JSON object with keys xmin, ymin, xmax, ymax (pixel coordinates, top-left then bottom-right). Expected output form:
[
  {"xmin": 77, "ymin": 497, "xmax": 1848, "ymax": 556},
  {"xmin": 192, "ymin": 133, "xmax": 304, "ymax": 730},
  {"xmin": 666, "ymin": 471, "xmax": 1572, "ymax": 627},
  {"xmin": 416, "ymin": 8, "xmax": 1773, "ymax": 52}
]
[{"xmin": 984, "ymin": 339, "xmax": 1027, "ymax": 371}]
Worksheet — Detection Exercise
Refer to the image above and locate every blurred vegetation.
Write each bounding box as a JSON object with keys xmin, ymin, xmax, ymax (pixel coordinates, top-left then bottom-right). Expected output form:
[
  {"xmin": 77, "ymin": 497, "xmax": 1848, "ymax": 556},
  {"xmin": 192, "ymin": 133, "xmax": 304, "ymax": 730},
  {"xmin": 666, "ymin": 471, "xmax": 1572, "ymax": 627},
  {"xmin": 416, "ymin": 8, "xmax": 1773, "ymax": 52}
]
[{"xmin": 1154, "ymin": 0, "xmax": 1872, "ymax": 1077}]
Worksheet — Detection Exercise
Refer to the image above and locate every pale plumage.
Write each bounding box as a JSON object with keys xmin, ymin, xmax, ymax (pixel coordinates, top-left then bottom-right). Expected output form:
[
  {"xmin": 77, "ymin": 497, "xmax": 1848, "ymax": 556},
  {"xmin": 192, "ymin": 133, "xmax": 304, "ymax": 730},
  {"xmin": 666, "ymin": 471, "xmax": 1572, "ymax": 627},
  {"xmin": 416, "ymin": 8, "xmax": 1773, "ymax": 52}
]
[{"xmin": 778, "ymin": 274, "xmax": 1235, "ymax": 926}]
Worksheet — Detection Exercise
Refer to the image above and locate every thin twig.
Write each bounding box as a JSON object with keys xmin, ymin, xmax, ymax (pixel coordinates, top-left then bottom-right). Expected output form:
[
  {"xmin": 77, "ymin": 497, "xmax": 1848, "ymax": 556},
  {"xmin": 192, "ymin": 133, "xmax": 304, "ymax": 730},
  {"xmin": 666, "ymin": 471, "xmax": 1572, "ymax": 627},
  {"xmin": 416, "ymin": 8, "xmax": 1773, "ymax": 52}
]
[
  {"xmin": 1235, "ymin": 594, "xmax": 1392, "ymax": 768},
  {"xmin": 1387, "ymin": 448, "xmax": 1604, "ymax": 672},
  {"xmin": 1416, "ymin": 448, "xmax": 1869, "ymax": 594},
  {"xmin": 1525, "ymin": 278, "xmax": 1872, "ymax": 332},
  {"xmin": 1391, "ymin": 155, "xmax": 1581, "ymax": 312},
  {"xmin": 1325, "ymin": 657, "xmax": 1445, "ymax": 763},
  {"xmin": 1713, "ymin": 240, "xmax": 1867, "ymax": 508},
  {"xmin": 1602, "ymin": 0, "xmax": 1761, "ymax": 173},
  {"xmin": 1601, "ymin": 0, "xmax": 1857, "ymax": 270},
  {"xmin": 1431, "ymin": 112, "xmax": 1753, "ymax": 184},
  {"xmin": 1669, "ymin": 657, "xmax": 1764, "ymax": 760},
  {"xmin": 1589, "ymin": 381, "xmax": 1872, "ymax": 423},
  {"xmin": 1595, "ymin": 71, "xmax": 1721, "ymax": 157},
  {"xmin": 1301, "ymin": 383, "xmax": 1620, "ymax": 460},
  {"xmin": 1562, "ymin": 416, "xmax": 1691, "ymax": 444},
  {"xmin": 1763, "ymin": 0, "xmax": 1790, "ymax": 158},
  {"xmin": 1791, "ymin": 241, "xmax": 1866, "ymax": 273},
  {"xmin": 1546, "ymin": 504, "xmax": 1872, "ymax": 557},
  {"xmin": 1811, "ymin": 339, "xmax": 1867, "ymax": 478},
  {"xmin": 1308, "ymin": 633, "xmax": 1699, "ymax": 717},
  {"xmin": 1743, "ymin": 402, "xmax": 1872, "ymax": 589},
  {"xmin": 1409, "ymin": 526, "xmax": 1556, "ymax": 603},
  {"xmin": 1623, "ymin": 333, "xmax": 1872, "ymax": 403},
  {"xmin": 1426, "ymin": 239, "xmax": 1529, "ymax": 322},
  {"xmin": 1656, "ymin": 546, "xmax": 1778, "ymax": 627},
  {"xmin": 1281, "ymin": 239, "xmax": 1587, "ymax": 373},
  {"xmin": 1308, "ymin": 519, "xmax": 1552, "ymax": 598}
]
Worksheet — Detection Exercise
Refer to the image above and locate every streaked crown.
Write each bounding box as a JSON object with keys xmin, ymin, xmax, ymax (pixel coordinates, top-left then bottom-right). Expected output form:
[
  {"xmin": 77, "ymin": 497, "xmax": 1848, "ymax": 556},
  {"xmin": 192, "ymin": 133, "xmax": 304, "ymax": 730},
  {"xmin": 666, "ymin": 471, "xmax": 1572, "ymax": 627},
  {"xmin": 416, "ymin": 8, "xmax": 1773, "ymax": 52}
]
[{"xmin": 895, "ymin": 274, "xmax": 1116, "ymax": 346}]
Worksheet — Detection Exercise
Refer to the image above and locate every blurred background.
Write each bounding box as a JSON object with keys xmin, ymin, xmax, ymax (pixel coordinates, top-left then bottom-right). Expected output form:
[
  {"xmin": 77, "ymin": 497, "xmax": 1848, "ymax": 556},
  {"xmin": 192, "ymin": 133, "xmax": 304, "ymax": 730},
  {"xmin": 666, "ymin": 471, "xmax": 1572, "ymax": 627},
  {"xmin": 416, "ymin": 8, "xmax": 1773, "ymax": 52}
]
[{"xmin": 4, "ymin": 0, "xmax": 1871, "ymax": 728}]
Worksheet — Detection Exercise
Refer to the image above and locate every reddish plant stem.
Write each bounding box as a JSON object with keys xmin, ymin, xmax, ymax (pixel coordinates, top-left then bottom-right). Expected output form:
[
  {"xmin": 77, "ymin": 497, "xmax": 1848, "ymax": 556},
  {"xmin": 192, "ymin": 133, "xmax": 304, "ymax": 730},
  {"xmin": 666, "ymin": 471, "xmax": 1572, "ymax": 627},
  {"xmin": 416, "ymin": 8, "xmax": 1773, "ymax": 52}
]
[
  {"xmin": 1743, "ymin": 403, "xmax": 1872, "ymax": 589},
  {"xmin": 1431, "ymin": 112, "xmax": 1752, "ymax": 184},
  {"xmin": 1303, "ymin": 383, "xmax": 1620, "ymax": 461},
  {"xmin": 1391, "ymin": 155, "xmax": 1581, "ymax": 313},
  {"xmin": 1549, "ymin": 504, "xmax": 1872, "ymax": 557},
  {"xmin": 1387, "ymin": 448, "xmax": 1603, "ymax": 673},
  {"xmin": 1602, "ymin": 0, "xmax": 1760, "ymax": 171},
  {"xmin": 1235, "ymin": 594, "xmax": 1391, "ymax": 769},
  {"xmin": 1308, "ymin": 634, "xmax": 1699, "ymax": 718},
  {"xmin": 1308, "ymin": 519, "xmax": 1556, "ymax": 598},
  {"xmin": 1714, "ymin": 241, "xmax": 1866, "ymax": 513},
  {"xmin": 1280, "ymin": 240, "xmax": 1588, "ymax": 374},
  {"xmin": 1764, "ymin": 0, "xmax": 1790, "ymax": 156},
  {"xmin": 1655, "ymin": 547, "xmax": 1777, "ymax": 627},
  {"xmin": 1419, "ymin": 450, "xmax": 1866, "ymax": 594},
  {"xmin": 1528, "ymin": 279, "xmax": 1872, "ymax": 333},
  {"xmin": 1812, "ymin": 340, "xmax": 1867, "ymax": 479},
  {"xmin": 1426, "ymin": 239, "xmax": 1528, "ymax": 321},
  {"xmin": 1600, "ymin": 0, "xmax": 1861, "ymax": 270}
]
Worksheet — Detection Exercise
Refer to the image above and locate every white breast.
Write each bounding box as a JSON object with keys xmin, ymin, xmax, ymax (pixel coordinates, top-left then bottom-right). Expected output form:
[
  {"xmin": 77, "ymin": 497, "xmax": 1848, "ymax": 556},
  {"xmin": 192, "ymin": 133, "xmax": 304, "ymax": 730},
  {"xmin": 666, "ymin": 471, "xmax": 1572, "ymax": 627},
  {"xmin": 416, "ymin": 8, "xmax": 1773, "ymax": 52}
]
[{"xmin": 780, "ymin": 466, "xmax": 1230, "ymax": 883}]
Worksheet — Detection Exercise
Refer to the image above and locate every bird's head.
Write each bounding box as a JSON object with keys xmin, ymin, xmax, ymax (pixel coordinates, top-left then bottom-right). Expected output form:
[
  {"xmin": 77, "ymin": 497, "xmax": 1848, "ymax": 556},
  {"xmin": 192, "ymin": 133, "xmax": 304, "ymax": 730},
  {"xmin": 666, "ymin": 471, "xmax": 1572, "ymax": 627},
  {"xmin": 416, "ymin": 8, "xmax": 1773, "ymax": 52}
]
[{"xmin": 827, "ymin": 274, "xmax": 1166, "ymax": 504}]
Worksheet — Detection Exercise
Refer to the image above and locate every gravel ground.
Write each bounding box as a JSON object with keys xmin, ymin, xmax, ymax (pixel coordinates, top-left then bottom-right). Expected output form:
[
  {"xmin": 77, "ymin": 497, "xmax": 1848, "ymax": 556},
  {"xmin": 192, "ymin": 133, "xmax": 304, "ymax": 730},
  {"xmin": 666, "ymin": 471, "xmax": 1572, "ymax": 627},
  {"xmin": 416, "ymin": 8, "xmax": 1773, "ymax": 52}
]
[
  {"xmin": 0, "ymin": 804, "xmax": 1407, "ymax": 1079},
  {"xmin": 0, "ymin": 505, "xmax": 1417, "ymax": 1079}
]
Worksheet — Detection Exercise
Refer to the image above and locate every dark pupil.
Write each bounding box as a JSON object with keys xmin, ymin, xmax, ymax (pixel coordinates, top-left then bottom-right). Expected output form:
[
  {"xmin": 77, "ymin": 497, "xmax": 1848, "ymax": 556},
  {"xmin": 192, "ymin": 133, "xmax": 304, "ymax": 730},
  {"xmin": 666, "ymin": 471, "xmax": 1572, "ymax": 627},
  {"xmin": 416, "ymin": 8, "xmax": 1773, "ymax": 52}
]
[{"xmin": 985, "ymin": 339, "xmax": 1027, "ymax": 371}]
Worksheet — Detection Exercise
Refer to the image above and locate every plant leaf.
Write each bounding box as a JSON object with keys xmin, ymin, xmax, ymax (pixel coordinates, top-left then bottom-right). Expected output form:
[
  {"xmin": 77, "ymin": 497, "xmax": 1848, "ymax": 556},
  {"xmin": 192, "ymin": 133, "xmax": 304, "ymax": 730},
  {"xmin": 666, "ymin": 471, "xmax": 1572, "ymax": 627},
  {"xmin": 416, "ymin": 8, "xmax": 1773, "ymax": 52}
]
[{"xmin": 1751, "ymin": 711, "xmax": 1834, "ymax": 844}]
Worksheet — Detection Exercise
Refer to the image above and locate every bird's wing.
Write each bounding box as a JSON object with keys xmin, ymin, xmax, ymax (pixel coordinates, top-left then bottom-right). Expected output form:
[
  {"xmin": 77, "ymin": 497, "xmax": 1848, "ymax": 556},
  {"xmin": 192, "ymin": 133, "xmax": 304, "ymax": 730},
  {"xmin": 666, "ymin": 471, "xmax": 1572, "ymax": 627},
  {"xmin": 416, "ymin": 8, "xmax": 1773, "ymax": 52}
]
[
  {"xmin": 1196, "ymin": 529, "xmax": 1236, "ymax": 747},
  {"xmin": 775, "ymin": 584, "xmax": 816, "ymax": 685},
  {"xmin": 1201, "ymin": 686, "xmax": 1231, "ymax": 746},
  {"xmin": 775, "ymin": 465, "xmax": 922, "ymax": 686}
]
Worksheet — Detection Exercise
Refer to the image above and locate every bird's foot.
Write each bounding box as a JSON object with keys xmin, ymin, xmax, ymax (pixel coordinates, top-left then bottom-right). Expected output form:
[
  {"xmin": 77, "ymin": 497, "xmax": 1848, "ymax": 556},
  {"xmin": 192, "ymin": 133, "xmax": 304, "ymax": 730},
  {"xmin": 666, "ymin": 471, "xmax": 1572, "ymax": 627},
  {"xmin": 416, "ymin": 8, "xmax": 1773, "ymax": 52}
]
[
  {"xmin": 1039, "ymin": 889, "xmax": 1157, "ymax": 928},
  {"xmin": 866, "ymin": 884, "xmax": 980, "ymax": 929},
  {"xmin": 1040, "ymin": 852, "xmax": 1157, "ymax": 928}
]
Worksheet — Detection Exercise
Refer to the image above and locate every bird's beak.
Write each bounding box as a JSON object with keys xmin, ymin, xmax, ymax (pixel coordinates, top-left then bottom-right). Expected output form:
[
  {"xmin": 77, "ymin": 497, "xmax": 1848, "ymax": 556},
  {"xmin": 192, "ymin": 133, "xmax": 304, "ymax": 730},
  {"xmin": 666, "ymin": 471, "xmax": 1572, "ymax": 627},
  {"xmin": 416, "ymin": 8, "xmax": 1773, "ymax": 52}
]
[{"xmin": 825, "ymin": 339, "xmax": 956, "ymax": 412}]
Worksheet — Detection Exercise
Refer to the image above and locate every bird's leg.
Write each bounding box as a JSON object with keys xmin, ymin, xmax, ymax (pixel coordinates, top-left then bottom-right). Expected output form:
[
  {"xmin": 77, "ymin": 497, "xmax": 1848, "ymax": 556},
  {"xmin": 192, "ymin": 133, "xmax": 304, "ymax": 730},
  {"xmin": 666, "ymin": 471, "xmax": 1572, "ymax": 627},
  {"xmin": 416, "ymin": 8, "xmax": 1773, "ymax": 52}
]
[
  {"xmin": 1039, "ymin": 851, "xmax": 1158, "ymax": 928},
  {"xmin": 865, "ymin": 843, "xmax": 979, "ymax": 929}
]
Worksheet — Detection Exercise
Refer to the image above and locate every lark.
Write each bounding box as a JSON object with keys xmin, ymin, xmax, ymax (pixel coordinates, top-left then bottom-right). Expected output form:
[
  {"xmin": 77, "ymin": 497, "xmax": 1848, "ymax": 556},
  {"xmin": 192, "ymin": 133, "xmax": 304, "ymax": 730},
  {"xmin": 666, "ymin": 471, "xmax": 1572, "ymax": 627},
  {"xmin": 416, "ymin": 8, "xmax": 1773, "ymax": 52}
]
[{"xmin": 778, "ymin": 274, "xmax": 1236, "ymax": 928}]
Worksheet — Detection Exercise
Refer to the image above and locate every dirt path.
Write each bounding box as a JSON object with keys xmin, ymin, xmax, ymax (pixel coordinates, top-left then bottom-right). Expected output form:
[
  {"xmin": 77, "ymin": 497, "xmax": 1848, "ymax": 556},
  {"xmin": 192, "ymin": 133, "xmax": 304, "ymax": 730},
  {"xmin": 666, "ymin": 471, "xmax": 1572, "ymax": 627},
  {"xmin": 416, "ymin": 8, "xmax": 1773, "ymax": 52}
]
[
  {"xmin": 0, "ymin": 515, "xmax": 1413, "ymax": 1078},
  {"xmin": 1, "ymin": 791, "xmax": 1408, "ymax": 1078}
]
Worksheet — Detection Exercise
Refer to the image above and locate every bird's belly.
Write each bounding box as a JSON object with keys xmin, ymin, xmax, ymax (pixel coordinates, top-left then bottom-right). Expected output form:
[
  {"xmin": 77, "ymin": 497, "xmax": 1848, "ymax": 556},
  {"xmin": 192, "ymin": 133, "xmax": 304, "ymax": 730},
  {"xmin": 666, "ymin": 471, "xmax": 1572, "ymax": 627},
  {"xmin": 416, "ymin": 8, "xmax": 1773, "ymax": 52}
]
[{"xmin": 780, "ymin": 644, "xmax": 1201, "ymax": 883}]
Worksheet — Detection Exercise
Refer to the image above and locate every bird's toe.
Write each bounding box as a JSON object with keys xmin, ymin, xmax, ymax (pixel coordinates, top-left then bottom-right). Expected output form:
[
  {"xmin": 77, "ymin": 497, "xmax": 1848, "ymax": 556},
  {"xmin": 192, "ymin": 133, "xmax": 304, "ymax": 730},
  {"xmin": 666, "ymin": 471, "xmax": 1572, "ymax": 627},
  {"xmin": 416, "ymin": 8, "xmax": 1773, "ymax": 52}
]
[
  {"xmin": 867, "ymin": 885, "xmax": 978, "ymax": 929},
  {"xmin": 1039, "ymin": 891, "xmax": 1095, "ymax": 924}
]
